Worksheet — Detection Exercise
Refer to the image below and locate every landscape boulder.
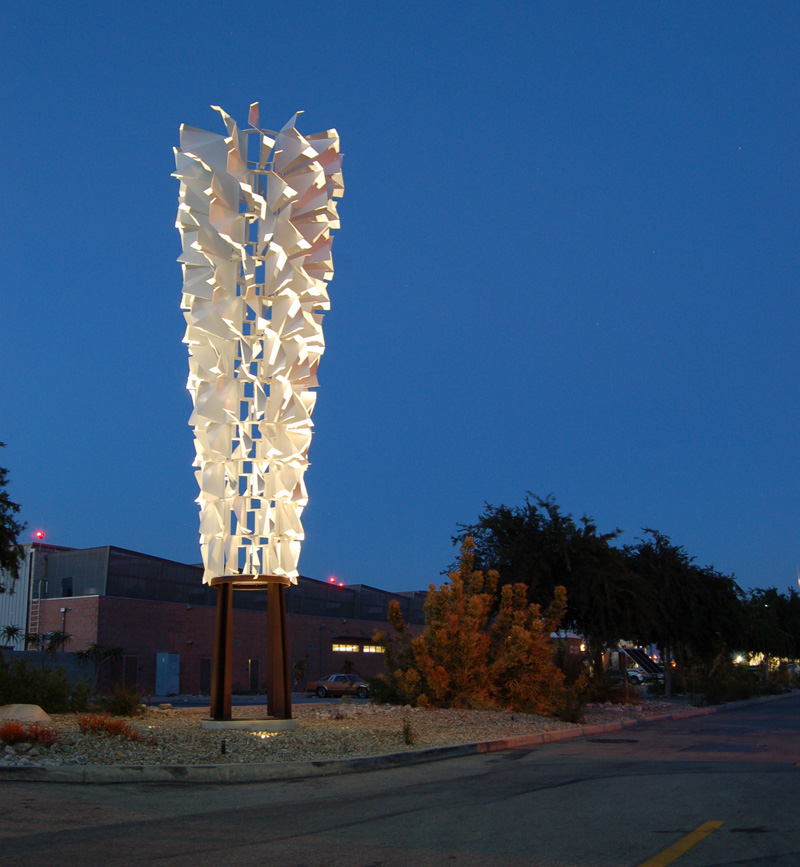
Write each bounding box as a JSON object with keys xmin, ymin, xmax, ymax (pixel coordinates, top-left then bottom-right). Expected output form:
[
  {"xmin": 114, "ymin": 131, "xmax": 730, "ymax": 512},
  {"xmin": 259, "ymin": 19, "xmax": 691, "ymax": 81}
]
[{"xmin": 0, "ymin": 704, "xmax": 53, "ymax": 723}]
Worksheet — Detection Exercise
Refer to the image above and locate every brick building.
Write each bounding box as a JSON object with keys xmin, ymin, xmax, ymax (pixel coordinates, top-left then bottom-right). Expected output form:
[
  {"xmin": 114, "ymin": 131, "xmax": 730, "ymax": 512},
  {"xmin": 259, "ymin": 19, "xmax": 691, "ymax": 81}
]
[{"xmin": 0, "ymin": 543, "xmax": 426, "ymax": 695}]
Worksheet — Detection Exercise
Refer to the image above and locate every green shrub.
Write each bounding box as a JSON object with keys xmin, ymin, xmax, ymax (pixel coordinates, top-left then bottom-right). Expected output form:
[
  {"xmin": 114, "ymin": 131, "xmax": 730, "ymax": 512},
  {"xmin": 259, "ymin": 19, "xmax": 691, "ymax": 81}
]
[
  {"xmin": 680, "ymin": 655, "xmax": 757, "ymax": 705},
  {"xmin": 95, "ymin": 684, "xmax": 146, "ymax": 717},
  {"xmin": 401, "ymin": 715, "xmax": 415, "ymax": 745},
  {"xmin": 552, "ymin": 650, "xmax": 587, "ymax": 721},
  {"xmin": 581, "ymin": 672, "xmax": 638, "ymax": 705},
  {"xmin": 366, "ymin": 673, "xmax": 407, "ymax": 706},
  {"xmin": 552, "ymin": 682, "xmax": 585, "ymax": 723},
  {"xmin": 760, "ymin": 679, "xmax": 786, "ymax": 696},
  {"xmin": 580, "ymin": 672, "xmax": 613, "ymax": 704},
  {"xmin": 0, "ymin": 653, "xmax": 90, "ymax": 712},
  {"xmin": 704, "ymin": 678, "xmax": 754, "ymax": 704}
]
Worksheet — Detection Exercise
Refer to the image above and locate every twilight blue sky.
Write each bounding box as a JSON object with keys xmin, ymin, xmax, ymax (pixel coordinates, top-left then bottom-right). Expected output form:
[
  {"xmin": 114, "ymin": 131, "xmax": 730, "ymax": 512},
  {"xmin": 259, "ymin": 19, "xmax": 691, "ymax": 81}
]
[{"xmin": 1, "ymin": 2, "xmax": 797, "ymax": 594}]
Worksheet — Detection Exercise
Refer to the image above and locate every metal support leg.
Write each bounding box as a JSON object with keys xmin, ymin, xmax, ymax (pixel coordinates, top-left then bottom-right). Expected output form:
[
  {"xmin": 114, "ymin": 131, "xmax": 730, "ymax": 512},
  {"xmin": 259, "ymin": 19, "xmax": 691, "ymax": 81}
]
[
  {"xmin": 210, "ymin": 581, "xmax": 233, "ymax": 721},
  {"xmin": 266, "ymin": 582, "xmax": 292, "ymax": 719}
]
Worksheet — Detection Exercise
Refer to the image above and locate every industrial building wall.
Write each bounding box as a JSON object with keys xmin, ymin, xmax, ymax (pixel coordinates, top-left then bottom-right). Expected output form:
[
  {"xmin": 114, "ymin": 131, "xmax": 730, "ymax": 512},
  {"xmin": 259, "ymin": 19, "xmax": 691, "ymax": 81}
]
[
  {"xmin": 93, "ymin": 596, "xmax": 215, "ymax": 695},
  {"xmin": 35, "ymin": 596, "xmax": 101, "ymax": 652},
  {"xmin": 0, "ymin": 544, "xmax": 36, "ymax": 650},
  {"xmin": 34, "ymin": 595, "xmax": 405, "ymax": 695},
  {"xmin": 36, "ymin": 546, "xmax": 109, "ymax": 599},
  {"xmin": 0, "ymin": 572, "xmax": 29, "ymax": 650}
]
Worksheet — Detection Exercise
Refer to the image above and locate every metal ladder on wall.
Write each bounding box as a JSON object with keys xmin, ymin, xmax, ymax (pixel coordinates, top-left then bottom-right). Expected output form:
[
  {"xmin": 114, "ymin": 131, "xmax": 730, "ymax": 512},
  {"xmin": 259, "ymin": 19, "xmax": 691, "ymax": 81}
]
[
  {"xmin": 27, "ymin": 545, "xmax": 44, "ymax": 642},
  {"xmin": 28, "ymin": 596, "xmax": 40, "ymax": 638}
]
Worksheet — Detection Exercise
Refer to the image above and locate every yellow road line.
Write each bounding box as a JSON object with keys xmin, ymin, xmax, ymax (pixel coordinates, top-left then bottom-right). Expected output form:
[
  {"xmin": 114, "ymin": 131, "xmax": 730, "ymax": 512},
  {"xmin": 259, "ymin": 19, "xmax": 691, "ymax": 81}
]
[{"xmin": 637, "ymin": 821, "xmax": 724, "ymax": 867}]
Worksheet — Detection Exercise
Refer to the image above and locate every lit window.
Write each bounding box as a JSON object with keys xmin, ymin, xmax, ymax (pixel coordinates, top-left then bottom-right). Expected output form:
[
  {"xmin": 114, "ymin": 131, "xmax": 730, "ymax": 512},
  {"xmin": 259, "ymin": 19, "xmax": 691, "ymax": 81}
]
[
  {"xmin": 332, "ymin": 643, "xmax": 359, "ymax": 653},
  {"xmin": 363, "ymin": 645, "xmax": 385, "ymax": 653}
]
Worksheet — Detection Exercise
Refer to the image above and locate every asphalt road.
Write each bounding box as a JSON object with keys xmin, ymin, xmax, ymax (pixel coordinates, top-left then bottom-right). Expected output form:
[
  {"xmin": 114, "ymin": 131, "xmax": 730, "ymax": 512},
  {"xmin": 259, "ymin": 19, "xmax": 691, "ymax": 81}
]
[{"xmin": 1, "ymin": 695, "xmax": 798, "ymax": 866}]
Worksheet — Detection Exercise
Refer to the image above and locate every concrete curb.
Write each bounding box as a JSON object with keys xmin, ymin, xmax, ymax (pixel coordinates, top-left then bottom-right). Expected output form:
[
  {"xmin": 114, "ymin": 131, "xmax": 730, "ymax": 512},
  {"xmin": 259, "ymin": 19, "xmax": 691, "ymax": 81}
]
[{"xmin": 0, "ymin": 691, "xmax": 793, "ymax": 785}]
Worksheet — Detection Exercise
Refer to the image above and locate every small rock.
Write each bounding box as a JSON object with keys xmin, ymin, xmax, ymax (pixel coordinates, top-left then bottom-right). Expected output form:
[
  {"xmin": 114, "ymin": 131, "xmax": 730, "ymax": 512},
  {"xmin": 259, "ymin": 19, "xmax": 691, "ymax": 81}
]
[
  {"xmin": 12, "ymin": 743, "xmax": 32, "ymax": 754},
  {"xmin": 158, "ymin": 703, "xmax": 173, "ymax": 710},
  {"xmin": 74, "ymin": 755, "xmax": 88, "ymax": 765}
]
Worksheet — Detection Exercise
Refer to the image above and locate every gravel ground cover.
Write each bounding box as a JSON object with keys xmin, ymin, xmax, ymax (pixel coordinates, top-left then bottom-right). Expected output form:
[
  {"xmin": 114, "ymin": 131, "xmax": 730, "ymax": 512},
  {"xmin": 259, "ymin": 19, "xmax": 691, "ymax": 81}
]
[{"xmin": 1, "ymin": 696, "xmax": 687, "ymax": 768}]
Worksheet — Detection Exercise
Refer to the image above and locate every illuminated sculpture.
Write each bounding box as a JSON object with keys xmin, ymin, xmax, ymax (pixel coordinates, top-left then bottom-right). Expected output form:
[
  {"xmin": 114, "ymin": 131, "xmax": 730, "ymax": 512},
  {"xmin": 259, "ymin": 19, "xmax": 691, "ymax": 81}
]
[{"xmin": 174, "ymin": 105, "xmax": 343, "ymax": 721}]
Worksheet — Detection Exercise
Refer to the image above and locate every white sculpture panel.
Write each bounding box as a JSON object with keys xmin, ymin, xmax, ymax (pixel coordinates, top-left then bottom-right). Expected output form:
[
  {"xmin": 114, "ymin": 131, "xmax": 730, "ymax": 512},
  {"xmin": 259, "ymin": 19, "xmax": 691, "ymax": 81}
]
[{"xmin": 175, "ymin": 105, "xmax": 343, "ymax": 583}]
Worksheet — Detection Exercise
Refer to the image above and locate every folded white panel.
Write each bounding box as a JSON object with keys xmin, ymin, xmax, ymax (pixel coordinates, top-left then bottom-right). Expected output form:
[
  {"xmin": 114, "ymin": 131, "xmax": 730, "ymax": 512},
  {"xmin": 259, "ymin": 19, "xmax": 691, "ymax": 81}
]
[{"xmin": 175, "ymin": 105, "xmax": 342, "ymax": 583}]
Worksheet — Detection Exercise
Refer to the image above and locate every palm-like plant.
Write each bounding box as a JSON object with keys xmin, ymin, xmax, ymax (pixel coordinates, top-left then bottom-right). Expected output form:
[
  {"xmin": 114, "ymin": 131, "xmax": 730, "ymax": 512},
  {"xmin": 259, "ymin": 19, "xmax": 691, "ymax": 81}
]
[
  {"xmin": 27, "ymin": 630, "xmax": 71, "ymax": 669},
  {"xmin": 24, "ymin": 631, "xmax": 43, "ymax": 651},
  {"xmin": 74, "ymin": 643, "xmax": 124, "ymax": 689},
  {"xmin": 1, "ymin": 624, "xmax": 22, "ymax": 647},
  {"xmin": 45, "ymin": 631, "xmax": 71, "ymax": 653}
]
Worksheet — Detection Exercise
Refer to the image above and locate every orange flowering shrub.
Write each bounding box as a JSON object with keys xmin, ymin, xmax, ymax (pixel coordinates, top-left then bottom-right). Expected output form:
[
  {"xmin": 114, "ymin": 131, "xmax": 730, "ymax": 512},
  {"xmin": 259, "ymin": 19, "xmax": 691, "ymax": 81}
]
[
  {"xmin": 0, "ymin": 721, "xmax": 27, "ymax": 745},
  {"xmin": 488, "ymin": 582, "xmax": 572, "ymax": 715},
  {"xmin": 374, "ymin": 538, "xmax": 577, "ymax": 716},
  {"xmin": 24, "ymin": 723, "xmax": 61, "ymax": 747},
  {"xmin": 0, "ymin": 721, "xmax": 62, "ymax": 747},
  {"xmin": 76, "ymin": 713, "xmax": 157, "ymax": 745}
]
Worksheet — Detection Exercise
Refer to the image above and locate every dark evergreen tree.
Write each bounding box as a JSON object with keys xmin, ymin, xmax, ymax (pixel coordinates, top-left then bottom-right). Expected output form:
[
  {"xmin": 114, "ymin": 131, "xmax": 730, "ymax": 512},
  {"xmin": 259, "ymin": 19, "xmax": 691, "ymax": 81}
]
[
  {"xmin": 0, "ymin": 443, "xmax": 25, "ymax": 591},
  {"xmin": 457, "ymin": 494, "xmax": 653, "ymax": 675},
  {"xmin": 625, "ymin": 529, "xmax": 745, "ymax": 696}
]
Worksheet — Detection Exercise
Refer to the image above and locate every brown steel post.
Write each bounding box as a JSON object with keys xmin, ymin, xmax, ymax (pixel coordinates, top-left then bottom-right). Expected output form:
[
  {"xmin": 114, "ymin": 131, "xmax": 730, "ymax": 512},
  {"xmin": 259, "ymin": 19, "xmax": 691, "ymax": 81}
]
[
  {"xmin": 210, "ymin": 581, "xmax": 233, "ymax": 720},
  {"xmin": 266, "ymin": 582, "xmax": 292, "ymax": 719}
]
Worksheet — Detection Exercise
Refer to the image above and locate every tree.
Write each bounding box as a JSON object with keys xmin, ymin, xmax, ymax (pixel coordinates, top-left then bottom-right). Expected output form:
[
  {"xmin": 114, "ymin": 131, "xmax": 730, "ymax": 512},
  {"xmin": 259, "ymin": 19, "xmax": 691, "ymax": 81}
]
[
  {"xmin": 458, "ymin": 494, "xmax": 653, "ymax": 674},
  {"xmin": 742, "ymin": 587, "xmax": 795, "ymax": 677},
  {"xmin": 1, "ymin": 624, "xmax": 21, "ymax": 649},
  {"xmin": 456, "ymin": 495, "xmax": 565, "ymax": 602},
  {"xmin": 22, "ymin": 630, "xmax": 73, "ymax": 670},
  {"xmin": 24, "ymin": 631, "xmax": 43, "ymax": 651},
  {"xmin": 625, "ymin": 529, "xmax": 693, "ymax": 697},
  {"xmin": 291, "ymin": 658, "xmax": 308, "ymax": 688},
  {"xmin": 777, "ymin": 587, "xmax": 800, "ymax": 665},
  {"xmin": 411, "ymin": 537, "xmax": 496, "ymax": 707},
  {"xmin": 371, "ymin": 597, "xmax": 422, "ymax": 705},
  {"xmin": 45, "ymin": 630, "xmax": 71, "ymax": 654},
  {"xmin": 488, "ymin": 581, "xmax": 571, "ymax": 714},
  {"xmin": 74, "ymin": 643, "xmax": 124, "ymax": 689},
  {"xmin": 625, "ymin": 529, "xmax": 744, "ymax": 697},
  {"xmin": 0, "ymin": 443, "xmax": 26, "ymax": 591},
  {"xmin": 564, "ymin": 517, "xmax": 654, "ymax": 677}
]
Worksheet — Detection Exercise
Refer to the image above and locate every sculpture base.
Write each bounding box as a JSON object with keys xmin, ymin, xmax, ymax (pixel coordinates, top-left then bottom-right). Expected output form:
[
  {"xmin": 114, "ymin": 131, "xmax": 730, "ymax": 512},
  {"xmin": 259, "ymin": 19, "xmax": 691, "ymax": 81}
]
[
  {"xmin": 200, "ymin": 717, "xmax": 299, "ymax": 732},
  {"xmin": 208, "ymin": 574, "xmax": 293, "ymax": 722}
]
